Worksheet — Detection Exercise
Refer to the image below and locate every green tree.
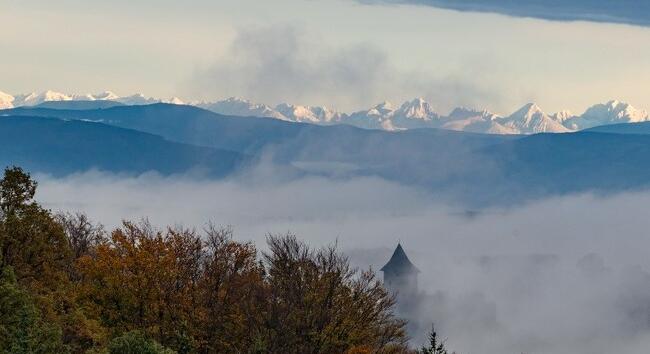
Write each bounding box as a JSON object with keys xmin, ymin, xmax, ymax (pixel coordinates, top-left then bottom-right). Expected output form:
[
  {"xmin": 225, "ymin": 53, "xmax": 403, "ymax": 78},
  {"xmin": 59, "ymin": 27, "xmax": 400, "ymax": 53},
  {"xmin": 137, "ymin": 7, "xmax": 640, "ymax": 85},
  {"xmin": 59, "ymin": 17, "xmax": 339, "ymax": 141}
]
[
  {"xmin": 0, "ymin": 167, "xmax": 104, "ymax": 353},
  {"xmin": 0, "ymin": 166, "xmax": 71, "ymax": 290},
  {"xmin": 420, "ymin": 324, "xmax": 448, "ymax": 354},
  {"xmin": 0, "ymin": 266, "xmax": 66, "ymax": 354},
  {"xmin": 106, "ymin": 331, "xmax": 175, "ymax": 354}
]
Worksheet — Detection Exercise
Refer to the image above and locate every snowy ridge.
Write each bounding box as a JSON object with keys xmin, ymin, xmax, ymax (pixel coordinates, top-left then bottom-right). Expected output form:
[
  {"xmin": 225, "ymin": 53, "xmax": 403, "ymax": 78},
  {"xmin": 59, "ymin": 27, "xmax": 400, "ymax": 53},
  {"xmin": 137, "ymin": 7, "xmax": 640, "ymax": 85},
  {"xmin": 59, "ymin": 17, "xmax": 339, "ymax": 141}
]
[
  {"xmin": 0, "ymin": 90, "xmax": 184, "ymax": 109},
  {"xmin": 2, "ymin": 90, "xmax": 649, "ymax": 135}
]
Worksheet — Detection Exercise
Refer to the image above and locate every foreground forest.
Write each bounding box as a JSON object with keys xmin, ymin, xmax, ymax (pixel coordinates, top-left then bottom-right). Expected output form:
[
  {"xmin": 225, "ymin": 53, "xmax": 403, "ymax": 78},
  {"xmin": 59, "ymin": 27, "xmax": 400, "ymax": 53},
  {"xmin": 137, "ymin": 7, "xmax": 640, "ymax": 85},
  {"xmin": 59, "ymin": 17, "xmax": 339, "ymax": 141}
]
[{"xmin": 0, "ymin": 167, "xmax": 451, "ymax": 353}]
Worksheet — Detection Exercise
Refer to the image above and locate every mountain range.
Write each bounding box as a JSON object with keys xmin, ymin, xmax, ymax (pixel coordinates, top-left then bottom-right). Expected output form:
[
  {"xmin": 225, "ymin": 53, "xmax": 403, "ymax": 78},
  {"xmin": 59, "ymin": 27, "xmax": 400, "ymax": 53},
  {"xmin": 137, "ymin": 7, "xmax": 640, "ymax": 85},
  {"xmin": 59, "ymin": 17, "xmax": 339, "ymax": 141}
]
[
  {"xmin": 1, "ymin": 90, "xmax": 648, "ymax": 135},
  {"xmin": 5, "ymin": 103, "xmax": 650, "ymax": 206}
]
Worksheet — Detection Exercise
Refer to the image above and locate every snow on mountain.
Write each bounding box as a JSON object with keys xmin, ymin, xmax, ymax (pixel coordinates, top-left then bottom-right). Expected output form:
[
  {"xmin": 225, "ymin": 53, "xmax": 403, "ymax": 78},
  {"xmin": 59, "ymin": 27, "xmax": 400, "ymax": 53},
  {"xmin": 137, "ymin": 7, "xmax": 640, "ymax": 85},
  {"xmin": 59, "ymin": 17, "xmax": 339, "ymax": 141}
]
[
  {"xmin": 366, "ymin": 101, "xmax": 395, "ymax": 117},
  {"xmin": 345, "ymin": 98, "xmax": 442, "ymax": 130},
  {"xmin": 389, "ymin": 98, "xmax": 442, "ymax": 129},
  {"xmin": 113, "ymin": 93, "xmax": 160, "ymax": 106},
  {"xmin": 348, "ymin": 101, "xmax": 396, "ymax": 130},
  {"xmin": 499, "ymin": 103, "xmax": 571, "ymax": 134},
  {"xmin": 0, "ymin": 91, "xmax": 15, "ymax": 109},
  {"xmin": 440, "ymin": 107, "xmax": 517, "ymax": 134},
  {"xmin": 198, "ymin": 97, "xmax": 287, "ymax": 120},
  {"xmin": 395, "ymin": 98, "xmax": 440, "ymax": 120},
  {"xmin": 4, "ymin": 89, "xmax": 650, "ymax": 135},
  {"xmin": 275, "ymin": 103, "xmax": 346, "ymax": 124},
  {"xmin": 3, "ymin": 90, "xmax": 170, "ymax": 107},
  {"xmin": 163, "ymin": 97, "xmax": 185, "ymax": 105},
  {"xmin": 13, "ymin": 90, "xmax": 73, "ymax": 106},
  {"xmin": 564, "ymin": 100, "xmax": 649, "ymax": 130},
  {"xmin": 552, "ymin": 110, "xmax": 575, "ymax": 123},
  {"xmin": 92, "ymin": 91, "xmax": 121, "ymax": 101}
]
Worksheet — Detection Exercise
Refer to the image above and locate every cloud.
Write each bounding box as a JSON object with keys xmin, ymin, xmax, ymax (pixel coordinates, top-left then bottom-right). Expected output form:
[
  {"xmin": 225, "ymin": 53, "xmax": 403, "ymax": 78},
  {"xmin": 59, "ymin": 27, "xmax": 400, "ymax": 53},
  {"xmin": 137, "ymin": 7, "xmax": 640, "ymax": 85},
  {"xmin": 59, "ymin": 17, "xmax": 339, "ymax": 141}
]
[
  {"xmin": 30, "ymin": 168, "xmax": 650, "ymax": 353},
  {"xmin": 187, "ymin": 25, "xmax": 499, "ymax": 111},
  {"xmin": 358, "ymin": 0, "xmax": 650, "ymax": 27}
]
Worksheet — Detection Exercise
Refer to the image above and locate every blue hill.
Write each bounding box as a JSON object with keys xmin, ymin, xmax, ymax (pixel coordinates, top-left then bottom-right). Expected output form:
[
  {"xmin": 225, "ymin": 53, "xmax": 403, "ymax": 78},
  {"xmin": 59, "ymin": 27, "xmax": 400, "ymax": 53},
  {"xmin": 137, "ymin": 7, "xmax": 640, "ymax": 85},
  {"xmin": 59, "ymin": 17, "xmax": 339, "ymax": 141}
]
[{"xmin": 0, "ymin": 115, "xmax": 245, "ymax": 177}]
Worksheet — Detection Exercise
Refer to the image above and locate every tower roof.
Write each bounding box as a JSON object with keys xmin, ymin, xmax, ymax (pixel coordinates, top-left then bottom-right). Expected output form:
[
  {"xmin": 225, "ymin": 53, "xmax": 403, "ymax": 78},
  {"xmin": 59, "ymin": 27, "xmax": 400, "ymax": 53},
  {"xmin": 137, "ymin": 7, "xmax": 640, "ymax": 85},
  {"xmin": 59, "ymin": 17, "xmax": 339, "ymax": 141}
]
[{"xmin": 380, "ymin": 243, "xmax": 420, "ymax": 274}]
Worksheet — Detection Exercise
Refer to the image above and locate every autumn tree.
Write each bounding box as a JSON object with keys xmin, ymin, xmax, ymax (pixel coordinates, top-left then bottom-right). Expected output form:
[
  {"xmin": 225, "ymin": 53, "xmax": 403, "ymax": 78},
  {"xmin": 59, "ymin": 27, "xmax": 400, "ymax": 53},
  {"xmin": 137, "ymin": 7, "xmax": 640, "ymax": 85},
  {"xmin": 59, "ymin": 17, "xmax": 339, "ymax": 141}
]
[
  {"xmin": 0, "ymin": 166, "xmax": 414, "ymax": 353},
  {"xmin": 262, "ymin": 234, "xmax": 408, "ymax": 353},
  {"xmin": 195, "ymin": 224, "xmax": 267, "ymax": 353},
  {"xmin": 76, "ymin": 221, "xmax": 204, "ymax": 351}
]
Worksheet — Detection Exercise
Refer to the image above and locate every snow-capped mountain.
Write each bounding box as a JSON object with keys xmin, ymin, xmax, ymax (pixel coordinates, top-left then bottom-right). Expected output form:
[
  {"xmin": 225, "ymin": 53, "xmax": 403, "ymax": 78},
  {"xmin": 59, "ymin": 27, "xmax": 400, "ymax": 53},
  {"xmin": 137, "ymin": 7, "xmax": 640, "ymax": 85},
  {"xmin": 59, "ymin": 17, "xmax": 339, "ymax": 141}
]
[
  {"xmin": 441, "ymin": 107, "xmax": 517, "ymax": 134},
  {"xmin": 345, "ymin": 98, "xmax": 442, "ymax": 131},
  {"xmin": 196, "ymin": 97, "xmax": 287, "ymax": 120},
  {"xmin": 498, "ymin": 103, "xmax": 571, "ymax": 134},
  {"xmin": 3, "ymin": 89, "xmax": 649, "ymax": 135},
  {"xmin": 275, "ymin": 103, "xmax": 346, "ymax": 124},
  {"xmin": 13, "ymin": 90, "xmax": 72, "ymax": 107},
  {"xmin": 564, "ymin": 100, "xmax": 649, "ymax": 130},
  {"xmin": 0, "ymin": 90, "xmax": 184, "ymax": 109},
  {"xmin": 551, "ymin": 110, "xmax": 575, "ymax": 123},
  {"xmin": 198, "ymin": 98, "xmax": 348, "ymax": 124},
  {"xmin": 391, "ymin": 98, "xmax": 442, "ymax": 129},
  {"xmin": 0, "ymin": 91, "xmax": 15, "ymax": 109},
  {"xmin": 347, "ymin": 102, "xmax": 395, "ymax": 130}
]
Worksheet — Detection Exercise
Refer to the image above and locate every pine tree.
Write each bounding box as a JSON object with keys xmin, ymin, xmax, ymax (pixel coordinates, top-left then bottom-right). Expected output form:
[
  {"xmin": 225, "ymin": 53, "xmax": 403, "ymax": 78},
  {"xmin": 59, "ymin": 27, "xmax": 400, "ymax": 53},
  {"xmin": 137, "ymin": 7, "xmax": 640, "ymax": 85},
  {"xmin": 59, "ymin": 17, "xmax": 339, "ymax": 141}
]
[{"xmin": 420, "ymin": 324, "xmax": 448, "ymax": 354}]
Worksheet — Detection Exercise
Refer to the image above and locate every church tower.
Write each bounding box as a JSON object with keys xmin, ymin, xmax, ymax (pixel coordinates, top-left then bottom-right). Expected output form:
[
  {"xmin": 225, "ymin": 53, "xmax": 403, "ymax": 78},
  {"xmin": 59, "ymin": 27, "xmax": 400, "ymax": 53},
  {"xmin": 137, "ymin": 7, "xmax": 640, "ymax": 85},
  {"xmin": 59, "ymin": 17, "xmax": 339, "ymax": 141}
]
[{"xmin": 380, "ymin": 243, "xmax": 419, "ymax": 298}]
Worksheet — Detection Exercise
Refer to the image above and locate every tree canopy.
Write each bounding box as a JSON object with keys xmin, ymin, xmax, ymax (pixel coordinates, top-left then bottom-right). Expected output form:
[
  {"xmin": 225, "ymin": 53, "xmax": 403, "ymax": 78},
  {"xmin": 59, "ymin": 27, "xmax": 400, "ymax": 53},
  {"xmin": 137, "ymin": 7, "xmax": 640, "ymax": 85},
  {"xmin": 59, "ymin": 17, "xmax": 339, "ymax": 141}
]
[{"xmin": 0, "ymin": 166, "xmax": 413, "ymax": 353}]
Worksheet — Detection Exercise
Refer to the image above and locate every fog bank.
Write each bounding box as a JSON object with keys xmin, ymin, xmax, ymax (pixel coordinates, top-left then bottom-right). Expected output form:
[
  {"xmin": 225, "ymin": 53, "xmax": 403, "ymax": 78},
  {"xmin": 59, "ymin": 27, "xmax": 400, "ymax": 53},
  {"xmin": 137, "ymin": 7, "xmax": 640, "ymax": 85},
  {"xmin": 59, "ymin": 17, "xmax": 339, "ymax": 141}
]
[{"xmin": 35, "ymin": 171, "xmax": 650, "ymax": 354}]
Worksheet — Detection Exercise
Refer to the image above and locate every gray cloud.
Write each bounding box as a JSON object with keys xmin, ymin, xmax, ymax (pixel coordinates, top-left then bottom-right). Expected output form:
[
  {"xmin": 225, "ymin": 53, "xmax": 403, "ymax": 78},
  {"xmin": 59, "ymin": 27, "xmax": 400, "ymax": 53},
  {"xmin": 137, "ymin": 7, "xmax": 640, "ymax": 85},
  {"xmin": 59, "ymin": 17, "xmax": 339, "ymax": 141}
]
[
  {"xmin": 30, "ymin": 168, "xmax": 650, "ymax": 353},
  {"xmin": 358, "ymin": 0, "xmax": 650, "ymax": 27},
  {"xmin": 188, "ymin": 25, "xmax": 500, "ymax": 111}
]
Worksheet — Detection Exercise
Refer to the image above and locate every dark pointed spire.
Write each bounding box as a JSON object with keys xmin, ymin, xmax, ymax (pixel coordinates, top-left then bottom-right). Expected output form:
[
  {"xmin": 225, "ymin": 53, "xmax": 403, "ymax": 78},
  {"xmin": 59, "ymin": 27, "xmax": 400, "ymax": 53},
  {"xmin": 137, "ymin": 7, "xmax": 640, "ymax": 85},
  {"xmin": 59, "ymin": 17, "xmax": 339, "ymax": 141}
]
[{"xmin": 381, "ymin": 243, "xmax": 419, "ymax": 274}]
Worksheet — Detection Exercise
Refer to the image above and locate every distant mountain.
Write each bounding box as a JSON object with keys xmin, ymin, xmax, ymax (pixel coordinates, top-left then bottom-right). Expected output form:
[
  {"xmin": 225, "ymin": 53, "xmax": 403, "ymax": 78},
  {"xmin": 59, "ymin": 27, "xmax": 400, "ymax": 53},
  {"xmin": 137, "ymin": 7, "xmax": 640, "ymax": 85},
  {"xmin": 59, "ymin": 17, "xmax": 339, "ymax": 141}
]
[
  {"xmin": 3, "ymin": 89, "xmax": 650, "ymax": 135},
  {"xmin": 7, "ymin": 104, "xmax": 650, "ymax": 205},
  {"xmin": 344, "ymin": 98, "xmax": 443, "ymax": 131},
  {"xmin": 498, "ymin": 103, "xmax": 571, "ymax": 134},
  {"xmin": 564, "ymin": 100, "xmax": 649, "ymax": 130},
  {"xmin": 481, "ymin": 131, "xmax": 650, "ymax": 202},
  {"xmin": 275, "ymin": 103, "xmax": 346, "ymax": 124},
  {"xmin": 440, "ymin": 107, "xmax": 516, "ymax": 134},
  {"xmin": 0, "ymin": 115, "xmax": 245, "ymax": 177},
  {"xmin": 34, "ymin": 100, "xmax": 124, "ymax": 110},
  {"xmin": 0, "ymin": 90, "xmax": 184, "ymax": 109},
  {"xmin": 0, "ymin": 91, "xmax": 14, "ymax": 109},
  {"xmin": 197, "ymin": 97, "xmax": 288, "ymax": 120},
  {"xmin": 585, "ymin": 121, "xmax": 650, "ymax": 135},
  {"xmin": 3, "ymin": 104, "xmax": 509, "ymax": 158}
]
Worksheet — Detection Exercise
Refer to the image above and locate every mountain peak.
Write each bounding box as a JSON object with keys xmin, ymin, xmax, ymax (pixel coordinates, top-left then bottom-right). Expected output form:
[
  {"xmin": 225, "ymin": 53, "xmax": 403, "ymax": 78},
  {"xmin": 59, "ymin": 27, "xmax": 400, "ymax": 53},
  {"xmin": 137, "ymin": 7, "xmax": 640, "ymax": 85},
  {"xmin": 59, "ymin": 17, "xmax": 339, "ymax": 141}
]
[
  {"xmin": 0, "ymin": 91, "xmax": 15, "ymax": 109},
  {"xmin": 396, "ymin": 98, "xmax": 438, "ymax": 120},
  {"xmin": 94, "ymin": 91, "xmax": 120, "ymax": 101}
]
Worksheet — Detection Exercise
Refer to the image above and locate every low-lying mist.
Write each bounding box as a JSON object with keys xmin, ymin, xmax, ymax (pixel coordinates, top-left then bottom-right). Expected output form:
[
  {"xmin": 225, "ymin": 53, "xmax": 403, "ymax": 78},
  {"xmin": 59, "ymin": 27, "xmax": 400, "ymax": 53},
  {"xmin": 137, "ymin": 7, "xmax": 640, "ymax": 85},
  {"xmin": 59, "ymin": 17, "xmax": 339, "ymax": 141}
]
[{"xmin": 35, "ymin": 169, "xmax": 650, "ymax": 354}]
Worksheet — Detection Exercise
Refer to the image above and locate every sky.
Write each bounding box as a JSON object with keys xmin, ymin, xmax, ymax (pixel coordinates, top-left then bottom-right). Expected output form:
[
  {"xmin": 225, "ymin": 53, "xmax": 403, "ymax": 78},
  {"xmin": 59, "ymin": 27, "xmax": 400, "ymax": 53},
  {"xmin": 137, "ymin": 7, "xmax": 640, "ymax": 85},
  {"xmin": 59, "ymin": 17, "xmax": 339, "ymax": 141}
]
[{"xmin": 2, "ymin": 0, "xmax": 650, "ymax": 114}]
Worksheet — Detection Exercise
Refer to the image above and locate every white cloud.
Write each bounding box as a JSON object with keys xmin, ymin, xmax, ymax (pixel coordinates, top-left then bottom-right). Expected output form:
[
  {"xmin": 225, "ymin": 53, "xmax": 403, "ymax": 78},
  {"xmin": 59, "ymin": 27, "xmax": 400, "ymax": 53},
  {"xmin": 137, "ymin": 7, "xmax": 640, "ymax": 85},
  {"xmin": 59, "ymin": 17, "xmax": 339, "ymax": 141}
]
[{"xmin": 187, "ymin": 24, "xmax": 499, "ymax": 112}]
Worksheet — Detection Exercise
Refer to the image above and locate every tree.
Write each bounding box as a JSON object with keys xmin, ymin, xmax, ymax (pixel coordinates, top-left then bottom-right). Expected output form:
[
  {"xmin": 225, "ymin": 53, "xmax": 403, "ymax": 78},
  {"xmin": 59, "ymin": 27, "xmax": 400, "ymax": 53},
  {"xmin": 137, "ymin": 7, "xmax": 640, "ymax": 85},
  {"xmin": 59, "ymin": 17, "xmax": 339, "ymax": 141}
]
[
  {"xmin": 0, "ymin": 167, "xmax": 104, "ymax": 353},
  {"xmin": 195, "ymin": 224, "xmax": 267, "ymax": 353},
  {"xmin": 0, "ymin": 166, "xmax": 37, "ymax": 217},
  {"xmin": 0, "ymin": 266, "xmax": 66, "ymax": 354},
  {"xmin": 56, "ymin": 212, "xmax": 106, "ymax": 260},
  {"xmin": 420, "ymin": 324, "xmax": 448, "ymax": 354},
  {"xmin": 106, "ymin": 331, "xmax": 175, "ymax": 354},
  {"xmin": 262, "ymin": 234, "xmax": 408, "ymax": 353},
  {"xmin": 0, "ymin": 166, "xmax": 71, "ymax": 289}
]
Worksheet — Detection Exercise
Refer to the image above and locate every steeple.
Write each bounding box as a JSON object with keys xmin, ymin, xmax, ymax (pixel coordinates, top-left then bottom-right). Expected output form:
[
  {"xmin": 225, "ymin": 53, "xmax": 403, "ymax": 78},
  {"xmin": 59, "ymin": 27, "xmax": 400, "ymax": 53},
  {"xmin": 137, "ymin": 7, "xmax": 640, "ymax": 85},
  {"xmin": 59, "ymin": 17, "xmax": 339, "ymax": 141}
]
[
  {"xmin": 381, "ymin": 243, "xmax": 419, "ymax": 297},
  {"xmin": 381, "ymin": 243, "xmax": 420, "ymax": 276}
]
